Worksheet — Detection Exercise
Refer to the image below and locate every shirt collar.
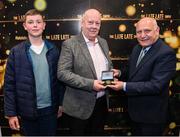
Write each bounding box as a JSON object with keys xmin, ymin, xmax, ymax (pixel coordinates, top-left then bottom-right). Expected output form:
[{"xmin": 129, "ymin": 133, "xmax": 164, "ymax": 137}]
[
  {"xmin": 143, "ymin": 46, "xmax": 151, "ymax": 51},
  {"xmin": 82, "ymin": 32, "xmax": 98, "ymax": 44}
]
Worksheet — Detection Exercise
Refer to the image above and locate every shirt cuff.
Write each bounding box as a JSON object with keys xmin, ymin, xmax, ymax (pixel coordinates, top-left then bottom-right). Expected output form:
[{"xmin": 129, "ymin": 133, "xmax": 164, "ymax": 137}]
[{"xmin": 123, "ymin": 82, "xmax": 126, "ymax": 91}]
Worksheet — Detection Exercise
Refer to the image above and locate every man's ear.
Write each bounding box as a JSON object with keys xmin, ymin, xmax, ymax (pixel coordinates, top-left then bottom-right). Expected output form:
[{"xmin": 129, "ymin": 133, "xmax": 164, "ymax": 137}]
[
  {"xmin": 156, "ymin": 26, "xmax": 160, "ymax": 33},
  {"xmin": 23, "ymin": 22, "xmax": 27, "ymax": 30},
  {"xmin": 43, "ymin": 22, "xmax": 46, "ymax": 30}
]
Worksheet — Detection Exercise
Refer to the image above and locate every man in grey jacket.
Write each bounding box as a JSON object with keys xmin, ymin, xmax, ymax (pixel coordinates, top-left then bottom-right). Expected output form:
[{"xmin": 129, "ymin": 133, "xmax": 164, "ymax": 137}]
[{"xmin": 57, "ymin": 9, "xmax": 118, "ymax": 135}]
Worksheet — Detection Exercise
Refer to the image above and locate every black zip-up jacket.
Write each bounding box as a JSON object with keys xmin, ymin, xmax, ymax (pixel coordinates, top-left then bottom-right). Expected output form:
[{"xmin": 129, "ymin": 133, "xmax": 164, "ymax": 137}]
[{"xmin": 4, "ymin": 40, "xmax": 64, "ymax": 119}]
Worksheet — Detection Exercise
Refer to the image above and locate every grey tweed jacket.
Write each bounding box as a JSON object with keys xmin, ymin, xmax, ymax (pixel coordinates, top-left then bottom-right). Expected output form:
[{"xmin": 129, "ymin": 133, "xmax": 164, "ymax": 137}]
[{"xmin": 57, "ymin": 33, "xmax": 113, "ymax": 120}]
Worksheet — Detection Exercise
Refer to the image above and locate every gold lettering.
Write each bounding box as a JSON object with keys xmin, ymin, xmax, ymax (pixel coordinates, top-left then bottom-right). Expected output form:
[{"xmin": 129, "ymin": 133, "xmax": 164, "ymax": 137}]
[
  {"xmin": 15, "ymin": 36, "xmax": 27, "ymax": 40},
  {"xmin": 124, "ymin": 34, "xmax": 133, "ymax": 39},
  {"xmin": 103, "ymin": 14, "xmax": 110, "ymax": 18},
  {"xmin": 13, "ymin": 15, "xmax": 25, "ymax": 21},
  {"xmin": 111, "ymin": 107, "xmax": 124, "ymax": 112},
  {"xmin": 141, "ymin": 14, "xmax": 165, "ymax": 19},
  {"xmin": 110, "ymin": 34, "xmax": 135, "ymax": 40},
  {"xmin": 165, "ymin": 15, "xmax": 172, "ymax": 19},
  {"xmin": 47, "ymin": 34, "xmax": 70, "ymax": 40},
  {"xmin": 114, "ymin": 34, "xmax": 123, "ymax": 39}
]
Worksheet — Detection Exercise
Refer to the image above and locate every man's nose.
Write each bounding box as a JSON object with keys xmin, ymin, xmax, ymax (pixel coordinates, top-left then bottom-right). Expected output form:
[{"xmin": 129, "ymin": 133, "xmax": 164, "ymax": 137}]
[
  {"xmin": 140, "ymin": 31, "xmax": 146, "ymax": 37},
  {"xmin": 33, "ymin": 22, "xmax": 38, "ymax": 27},
  {"xmin": 92, "ymin": 23, "xmax": 98, "ymax": 28}
]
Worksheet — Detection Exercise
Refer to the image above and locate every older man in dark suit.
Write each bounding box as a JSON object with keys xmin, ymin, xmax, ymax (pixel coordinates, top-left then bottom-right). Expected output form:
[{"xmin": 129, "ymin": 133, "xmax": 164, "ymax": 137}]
[
  {"xmin": 57, "ymin": 9, "xmax": 118, "ymax": 135},
  {"xmin": 108, "ymin": 17, "xmax": 176, "ymax": 135}
]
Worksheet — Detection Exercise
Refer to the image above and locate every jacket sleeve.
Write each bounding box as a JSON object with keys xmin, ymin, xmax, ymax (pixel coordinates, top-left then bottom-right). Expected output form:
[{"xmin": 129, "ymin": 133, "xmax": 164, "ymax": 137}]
[
  {"xmin": 57, "ymin": 80, "xmax": 65, "ymax": 105},
  {"xmin": 4, "ymin": 49, "xmax": 17, "ymax": 117},
  {"xmin": 57, "ymin": 41, "xmax": 94, "ymax": 92}
]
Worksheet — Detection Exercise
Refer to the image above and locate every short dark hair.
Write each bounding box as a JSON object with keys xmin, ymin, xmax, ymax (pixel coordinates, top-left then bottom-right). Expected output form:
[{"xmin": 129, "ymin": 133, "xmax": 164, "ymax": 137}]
[{"xmin": 24, "ymin": 9, "xmax": 45, "ymax": 22}]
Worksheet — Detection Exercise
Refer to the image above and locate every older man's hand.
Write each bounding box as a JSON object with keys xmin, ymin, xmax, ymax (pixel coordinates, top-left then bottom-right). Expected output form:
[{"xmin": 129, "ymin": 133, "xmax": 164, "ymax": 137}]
[{"xmin": 107, "ymin": 81, "xmax": 124, "ymax": 91}]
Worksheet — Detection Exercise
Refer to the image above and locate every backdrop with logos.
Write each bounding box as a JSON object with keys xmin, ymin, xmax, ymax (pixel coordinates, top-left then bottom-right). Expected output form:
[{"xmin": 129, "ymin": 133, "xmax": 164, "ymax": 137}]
[{"xmin": 0, "ymin": 0, "xmax": 179, "ymax": 136}]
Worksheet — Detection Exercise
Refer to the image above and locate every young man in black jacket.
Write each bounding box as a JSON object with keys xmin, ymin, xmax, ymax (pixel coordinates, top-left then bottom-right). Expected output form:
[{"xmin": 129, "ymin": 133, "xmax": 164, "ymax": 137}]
[{"xmin": 4, "ymin": 9, "xmax": 64, "ymax": 136}]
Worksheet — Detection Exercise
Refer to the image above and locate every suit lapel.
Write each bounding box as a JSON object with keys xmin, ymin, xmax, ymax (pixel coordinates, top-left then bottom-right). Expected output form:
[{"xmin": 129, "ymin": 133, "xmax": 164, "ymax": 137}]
[
  {"xmin": 133, "ymin": 46, "xmax": 141, "ymax": 68},
  {"xmin": 77, "ymin": 34, "xmax": 97, "ymax": 78},
  {"xmin": 129, "ymin": 45, "xmax": 141, "ymax": 79},
  {"xmin": 129, "ymin": 39, "xmax": 161, "ymax": 79}
]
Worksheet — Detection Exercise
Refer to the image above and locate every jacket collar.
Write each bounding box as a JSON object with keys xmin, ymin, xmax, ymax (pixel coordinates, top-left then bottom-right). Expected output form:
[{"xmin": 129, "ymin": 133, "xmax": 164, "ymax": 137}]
[
  {"xmin": 129, "ymin": 38, "xmax": 162, "ymax": 79},
  {"xmin": 24, "ymin": 39, "xmax": 53, "ymax": 51}
]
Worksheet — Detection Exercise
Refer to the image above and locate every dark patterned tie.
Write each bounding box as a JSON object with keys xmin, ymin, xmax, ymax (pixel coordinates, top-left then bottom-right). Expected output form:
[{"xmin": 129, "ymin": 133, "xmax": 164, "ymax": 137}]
[{"xmin": 136, "ymin": 48, "xmax": 148, "ymax": 67}]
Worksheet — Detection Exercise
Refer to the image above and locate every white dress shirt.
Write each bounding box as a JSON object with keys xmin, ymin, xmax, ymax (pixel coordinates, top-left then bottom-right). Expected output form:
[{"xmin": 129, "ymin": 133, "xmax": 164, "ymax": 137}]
[{"xmin": 82, "ymin": 34, "xmax": 108, "ymax": 98}]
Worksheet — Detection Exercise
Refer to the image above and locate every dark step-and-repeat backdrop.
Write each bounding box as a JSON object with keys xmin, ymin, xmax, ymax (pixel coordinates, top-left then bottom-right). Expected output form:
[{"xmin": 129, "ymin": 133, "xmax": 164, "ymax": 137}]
[{"xmin": 0, "ymin": 0, "xmax": 179, "ymax": 136}]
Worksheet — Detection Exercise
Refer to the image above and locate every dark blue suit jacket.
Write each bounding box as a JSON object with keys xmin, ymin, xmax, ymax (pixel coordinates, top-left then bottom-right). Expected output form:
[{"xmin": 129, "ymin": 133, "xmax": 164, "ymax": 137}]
[{"xmin": 126, "ymin": 39, "xmax": 176, "ymax": 124}]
